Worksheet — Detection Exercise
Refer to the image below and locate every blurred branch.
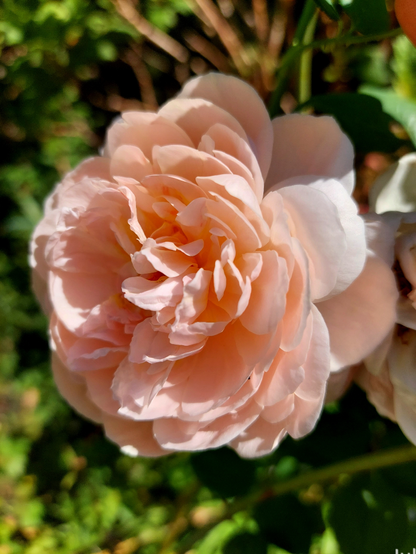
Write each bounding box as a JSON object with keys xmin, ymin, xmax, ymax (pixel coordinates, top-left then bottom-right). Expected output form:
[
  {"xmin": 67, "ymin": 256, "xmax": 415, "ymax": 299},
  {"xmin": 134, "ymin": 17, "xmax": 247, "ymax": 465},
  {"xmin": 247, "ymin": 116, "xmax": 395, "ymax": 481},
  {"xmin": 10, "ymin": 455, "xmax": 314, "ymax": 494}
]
[
  {"xmin": 252, "ymin": 0, "xmax": 269, "ymax": 43},
  {"xmin": 186, "ymin": 0, "xmax": 249, "ymax": 74},
  {"xmin": 175, "ymin": 444, "xmax": 416, "ymax": 554},
  {"xmin": 268, "ymin": 6, "xmax": 287, "ymax": 61},
  {"xmin": 112, "ymin": 0, "xmax": 190, "ymax": 63},
  {"xmin": 123, "ymin": 45, "xmax": 158, "ymax": 109},
  {"xmin": 183, "ymin": 30, "xmax": 231, "ymax": 72},
  {"xmin": 260, "ymin": 5, "xmax": 288, "ymax": 94},
  {"xmin": 89, "ymin": 91, "xmax": 144, "ymax": 113},
  {"xmin": 268, "ymin": 444, "xmax": 416, "ymax": 496}
]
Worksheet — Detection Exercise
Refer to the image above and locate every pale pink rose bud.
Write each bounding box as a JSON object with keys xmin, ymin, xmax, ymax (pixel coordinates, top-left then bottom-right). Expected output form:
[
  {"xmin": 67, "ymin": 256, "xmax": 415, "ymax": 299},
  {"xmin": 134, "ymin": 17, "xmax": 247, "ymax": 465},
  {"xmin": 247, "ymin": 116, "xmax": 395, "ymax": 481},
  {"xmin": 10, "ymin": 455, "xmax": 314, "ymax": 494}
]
[
  {"xmin": 30, "ymin": 73, "xmax": 397, "ymax": 458},
  {"xmin": 355, "ymin": 207, "xmax": 416, "ymax": 443},
  {"xmin": 352, "ymin": 154, "xmax": 416, "ymax": 445}
]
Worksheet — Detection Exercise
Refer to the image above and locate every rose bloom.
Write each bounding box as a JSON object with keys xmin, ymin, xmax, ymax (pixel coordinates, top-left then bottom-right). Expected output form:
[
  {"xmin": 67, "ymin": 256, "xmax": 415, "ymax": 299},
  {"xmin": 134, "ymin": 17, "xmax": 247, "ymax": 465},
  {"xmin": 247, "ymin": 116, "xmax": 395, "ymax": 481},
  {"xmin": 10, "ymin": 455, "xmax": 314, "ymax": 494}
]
[
  {"xmin": 349, "ymin": 153, "xmax": 416, "ymax": 444},
  {"xmin": 30, "ymin": 74, "xmax": 397, "ymax": 458}
]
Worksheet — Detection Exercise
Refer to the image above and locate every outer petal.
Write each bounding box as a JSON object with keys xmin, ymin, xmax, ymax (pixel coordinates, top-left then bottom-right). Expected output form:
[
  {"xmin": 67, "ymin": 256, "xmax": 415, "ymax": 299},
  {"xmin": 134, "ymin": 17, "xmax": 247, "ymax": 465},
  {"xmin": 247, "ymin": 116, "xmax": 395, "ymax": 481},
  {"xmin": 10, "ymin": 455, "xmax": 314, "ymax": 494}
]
[
  {"xmin": 325, "ymin": 367, "xmax": 355, "ymax": 403},
  {"xmin": 105, "ymin": 112, "xmax": 193, "ymax": 159},
  {"xmin": 318, "ymin": 254, "xmax": 398, "ymax": 371},
  {"xmin": 311, "ymin": 178, "xmax": 366, "ymax": 297},
  {"xmin": 153, "ymin": 399, "xmax": 261, "ymax": 451},
  {"xmin": 101, "ymin": 414, "xmax": 170, "ymax": 457},
  {"xmin": 394, "ymin": 394, "xmax": 416, "ymax": 445},
  {"xmin": 110, "ymin": 145, "xmax": 153, "ymax": 181},
  {"xmin": 397, "ymin": 297, "xmax": 416, "ymax": 330},
  {"xmin": 50, "ymin": 331, "xmax": 103, "ymax": 424},
  {"xmin": 30, "ymin": 167, "xmax": 112, "ymax": 287},
  {"xmin": 158, "ymin": 98, "xmax": 248, "ymax": 147},
  {"xmin": 50, "ymin": 270, "xmax": 119, "ymax": 333},
  {"xmin": 281, "ymin": 239, "xmax": 311, "ymax": 351},
  {"xmin": 356, "ymin": 363, "xmax": 396, "ymax": 421},
  {"xmin": 279, "ymin": 183, "xmax": 346, "ymax": 300},
  {"xmin": 266, "ymin": 114, "xmax": 355, "ymax": 194},
  {"xmin": 362, "ymin": 212, "xmax": 400, "ymax": 265},
  {"xmin": 389, "ymin": 332, "xmax": 416, "ymax": 399},
  {"xmin": 230, "ymin": 415, "xmax": 287, "ymax": 458},
  {"xmin": 44, "ymin": 158, "xmax": 113, "ymax": 215},
  {"xmin": 286, "ymin": 395, "xmax": 324, "ymax": 439},
  {"xmin": 177, "ymin": 73, "xmax": 273, "ymax": 178},
  {"xmin": 294, "ymin": 305, "xmax": 330, "ymax": 402},
  {"xmin": 369, "ymin": 153, "xmax": 416, "ymax": 213}
]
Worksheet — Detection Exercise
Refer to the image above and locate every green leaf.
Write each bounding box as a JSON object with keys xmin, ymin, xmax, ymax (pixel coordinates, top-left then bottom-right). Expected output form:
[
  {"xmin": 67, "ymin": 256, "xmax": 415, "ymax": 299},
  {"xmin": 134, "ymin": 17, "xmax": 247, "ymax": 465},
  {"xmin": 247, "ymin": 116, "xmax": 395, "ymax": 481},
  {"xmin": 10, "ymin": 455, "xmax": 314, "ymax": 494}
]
[
  {"xmin": 223, "ymin": 532, "xmax": 268, "ymax": 554},
  {"xmin": 303, "ymin": 93, "xmax": 404, "ymax": 153},
  {"xmin": 349, "ymin": 45, "xmax": 392, "ymax": 87},
  {"xmin": 392, "ymin": 35, "xmax": 416, "ymax": 98},
  {"xmin": 254, "ymin": 495, "xmax": 322, "ymax": 554},
  {"xmin": 339, "ymin": 0, "xmax": 389, "ymax": 35},
  {"xmin": 197, "ymin": 520, "xmax": 241, "ymax": 554},
  {"xmin": 191, "ymin": 448, "xmax": 256, "ymax": 497},
  {"xmin": 328, "ymin": 473, "xmax": 408, "ymax": 554},
  {"xmin": 313, "ymin": 0, "xmax": 340, "ymax": 21},
  {"xmin": 96, "ymin": 40, "xmax": 117, "ymax": 61},
  {"xmin": 360, "ymin": 85, "xmax": 416, "ymax": 147},
  {"xmin": 0, "ymin": 22, "xmax": 24, "ymax": 45}
]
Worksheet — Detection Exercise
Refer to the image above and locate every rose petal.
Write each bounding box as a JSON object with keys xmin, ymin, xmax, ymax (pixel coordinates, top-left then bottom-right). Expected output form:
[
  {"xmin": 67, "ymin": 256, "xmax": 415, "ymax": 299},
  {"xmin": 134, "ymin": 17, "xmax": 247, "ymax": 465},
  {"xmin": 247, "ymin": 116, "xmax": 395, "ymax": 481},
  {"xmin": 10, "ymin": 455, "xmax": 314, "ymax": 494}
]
[
  {"xmin": 101, "ymin": 414, "xmax": 170, "ymax": 457},
  {"xmin": 154, "ymin": 398, "xmax": 261, "ymax": 451},
  {"xmin": 266, "ymin": 114, "xmax": 355, "ymax": 194},
  {"xmin": 122, "ymin": 275, "xmax": 184, "ymax": 311},
  {"xmin": 370, "ymin": 153, "xmax": 416, "ymax": 213},
  {"xmin": 202, "ymin": 123, "xmax": 264, "ymax": 201},
  {"xmin": 110, "ymin": 145, "xmax": 153, "ymax": 181},
  {"xmin": 159, "ymin": 97, "xmax": 248, "ymax": 146},
  {"xmin": 180, "ymin": 327, "xmax": 252, "ymax": 416},
  {"xmin": 105, "ymin": 112, "xmax": 193, "ymax": 159},
  {"xmin": 239, "ymin": 250, "xmax": 289, "ymax": 336},
  {"xmin": 230, "ymin": 416, "xmax": 287, "ymax": 458},
  {"xmin": 311, "ymin": 178, "xmax": 366, "ymax": 297},
  {"xmin": 279, "ymin": 184, "xmax": 346, "ymax": 300},
  {"xmin": 318, "ymin": 254, "xmax": 398, "ymax": 371},
  {"xmin": 177, "ymin": 74, "xmax": 273, "ymax": 178}
]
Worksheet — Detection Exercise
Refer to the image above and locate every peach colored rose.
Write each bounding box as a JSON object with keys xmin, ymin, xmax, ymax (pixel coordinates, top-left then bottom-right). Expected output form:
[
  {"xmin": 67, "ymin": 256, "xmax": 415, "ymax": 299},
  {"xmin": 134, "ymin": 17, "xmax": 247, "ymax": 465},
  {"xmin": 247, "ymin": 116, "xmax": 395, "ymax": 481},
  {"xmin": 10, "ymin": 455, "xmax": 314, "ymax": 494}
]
[{"xmin": 30, "ymin": 74, "xmax": 397, "ymax": 458}]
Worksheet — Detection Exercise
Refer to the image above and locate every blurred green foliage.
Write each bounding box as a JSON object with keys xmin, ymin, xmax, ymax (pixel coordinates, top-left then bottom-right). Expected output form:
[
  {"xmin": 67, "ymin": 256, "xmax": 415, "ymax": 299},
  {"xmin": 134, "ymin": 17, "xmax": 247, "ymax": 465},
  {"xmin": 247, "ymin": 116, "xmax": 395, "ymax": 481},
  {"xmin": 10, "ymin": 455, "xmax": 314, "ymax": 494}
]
[{"xmin": 2, "ymin": 1, "xmax": 416, "ymax": 553}]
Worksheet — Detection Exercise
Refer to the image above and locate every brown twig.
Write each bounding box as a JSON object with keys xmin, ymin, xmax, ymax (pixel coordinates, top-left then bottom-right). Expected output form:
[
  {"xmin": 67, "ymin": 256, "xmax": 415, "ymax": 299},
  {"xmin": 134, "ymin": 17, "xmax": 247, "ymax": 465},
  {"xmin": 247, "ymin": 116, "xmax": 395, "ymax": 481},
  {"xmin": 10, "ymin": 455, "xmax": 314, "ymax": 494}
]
[
  {"xmin": 252, "ymin": 0, "xmax": 269, "ymax": 43},
  {"xmin": 188, "ymin": 0, "xmax": 249, "ymax": 74},
  {"xmin": 183, "ymin": 30, "xmax": 231, "ymax": 72},
  {"xmin": 123, "ymin": 44, "xmax": 158, "ymax": 109},
  {"xmin": 89, "ymin": 91, "xmax": 144, "ymax": 113},
  {"xmin": 112, "ymin": 0, "xmax": 189, "ymax": 63},
  {"xmin": 268, "ymin": 6, "xmax": 287, "ymax": 61}
]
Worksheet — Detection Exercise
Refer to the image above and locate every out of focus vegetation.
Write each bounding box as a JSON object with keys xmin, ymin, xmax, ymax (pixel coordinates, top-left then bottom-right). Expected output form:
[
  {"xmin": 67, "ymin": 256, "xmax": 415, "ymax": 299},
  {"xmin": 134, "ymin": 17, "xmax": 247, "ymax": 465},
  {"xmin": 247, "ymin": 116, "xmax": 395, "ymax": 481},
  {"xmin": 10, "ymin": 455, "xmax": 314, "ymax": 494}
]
[{"xmin": 3, "ymin": 1, "xmax": 416, "ymax": 553}]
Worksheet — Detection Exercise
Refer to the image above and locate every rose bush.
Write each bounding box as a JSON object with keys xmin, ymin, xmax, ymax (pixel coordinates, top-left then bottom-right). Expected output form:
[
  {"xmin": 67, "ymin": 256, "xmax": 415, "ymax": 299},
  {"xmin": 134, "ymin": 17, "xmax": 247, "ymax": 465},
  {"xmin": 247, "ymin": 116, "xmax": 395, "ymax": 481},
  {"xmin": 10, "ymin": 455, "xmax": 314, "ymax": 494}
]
[{"xmin": 30, "ymin": 73, "xmax": 397, "ymax": 458}]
